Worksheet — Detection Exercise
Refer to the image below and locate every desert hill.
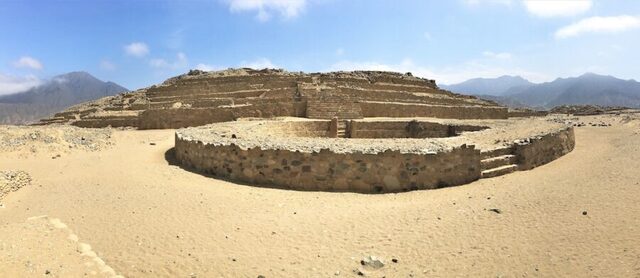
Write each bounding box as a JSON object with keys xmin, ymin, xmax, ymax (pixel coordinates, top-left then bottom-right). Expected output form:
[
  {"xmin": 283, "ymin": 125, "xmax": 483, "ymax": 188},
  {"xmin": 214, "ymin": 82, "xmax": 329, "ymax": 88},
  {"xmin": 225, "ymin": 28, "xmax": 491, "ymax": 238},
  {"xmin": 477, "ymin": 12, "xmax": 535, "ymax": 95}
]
[
  {"xmin": 0, "ymin": 72, "xmax": 127, "ymax": 125},
  {"xmin": 444, "ymin": 73, "xmax": 640, "ymax": 109}
]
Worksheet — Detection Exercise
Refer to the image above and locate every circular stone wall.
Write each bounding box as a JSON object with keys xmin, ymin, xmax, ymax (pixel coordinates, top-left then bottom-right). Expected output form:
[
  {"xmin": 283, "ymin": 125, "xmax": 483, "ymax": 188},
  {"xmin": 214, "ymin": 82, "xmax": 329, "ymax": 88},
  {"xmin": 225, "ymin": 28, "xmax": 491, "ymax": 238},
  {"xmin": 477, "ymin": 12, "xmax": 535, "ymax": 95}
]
[{"xmin": 174, "ymin": 117, "xmax": 575, "ymax": 193}]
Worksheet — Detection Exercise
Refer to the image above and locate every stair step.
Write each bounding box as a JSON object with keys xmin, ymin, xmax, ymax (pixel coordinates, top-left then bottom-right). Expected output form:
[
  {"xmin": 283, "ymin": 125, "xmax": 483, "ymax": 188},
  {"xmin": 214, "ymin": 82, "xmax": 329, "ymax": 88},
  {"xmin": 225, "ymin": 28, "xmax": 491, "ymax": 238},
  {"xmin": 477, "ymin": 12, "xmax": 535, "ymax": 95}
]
[
  {"xmin": 481, "ymin": 164, "xmax": 518, "ymax": 179},
  {"xmin": 481, "ymin": 155, "xmax": 517, "ymax": 171},
  {"xmin": 480, "ymin": 147, "xmax": 514, "ymax": 160}
]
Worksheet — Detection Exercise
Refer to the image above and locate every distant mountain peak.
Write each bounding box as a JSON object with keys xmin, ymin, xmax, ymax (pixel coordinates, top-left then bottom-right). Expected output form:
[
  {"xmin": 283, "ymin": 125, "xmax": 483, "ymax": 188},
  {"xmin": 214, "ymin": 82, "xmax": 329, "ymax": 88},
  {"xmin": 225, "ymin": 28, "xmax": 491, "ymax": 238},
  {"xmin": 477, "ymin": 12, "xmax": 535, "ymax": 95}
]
[
  {"xmin": 54, "ymin": 71, "xmax": 98, "ymax": 81},
  {"xmin": 0, "ymin": 71, "xmax": 128, "ymax": 125},
  {"xmin": 496, "ymin": 75, "xmax": 528, "ymax": 80},
  {"xmin": 578, "ymin": 72, "xmax": 605, "ymax": 78},
  {"xmin": 444, "ymin": 73, "xmax": 640, "ymax": 109},
  {"xmin": 441, "ymin": 75, "xmax": 534, "ymax": 96}
]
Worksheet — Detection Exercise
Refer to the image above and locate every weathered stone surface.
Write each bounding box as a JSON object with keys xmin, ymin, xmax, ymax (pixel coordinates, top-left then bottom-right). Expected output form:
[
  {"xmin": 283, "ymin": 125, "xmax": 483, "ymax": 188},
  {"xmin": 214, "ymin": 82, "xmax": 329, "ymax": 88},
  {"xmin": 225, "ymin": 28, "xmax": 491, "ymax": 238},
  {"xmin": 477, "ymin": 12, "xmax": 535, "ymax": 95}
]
[
  {"xmin": 40, "ymin": 68, "xmax": 507, "ymax": 129},
  {"xmin": 0, "ymin": 170, "xmax": 31, "ymax": 201},
  {"xmin": 173, "ymin": 118, "xmax": 575, "ymax": 193}
]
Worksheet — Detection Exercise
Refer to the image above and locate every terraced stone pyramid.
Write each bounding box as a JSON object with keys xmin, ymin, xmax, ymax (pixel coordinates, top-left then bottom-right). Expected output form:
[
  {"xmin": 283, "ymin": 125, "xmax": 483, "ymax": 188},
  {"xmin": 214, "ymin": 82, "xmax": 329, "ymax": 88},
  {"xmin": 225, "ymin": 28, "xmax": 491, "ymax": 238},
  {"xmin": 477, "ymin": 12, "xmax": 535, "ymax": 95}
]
[{"xmin": 39, "ymin": 68, "xmax": 507, "ymax": 129}]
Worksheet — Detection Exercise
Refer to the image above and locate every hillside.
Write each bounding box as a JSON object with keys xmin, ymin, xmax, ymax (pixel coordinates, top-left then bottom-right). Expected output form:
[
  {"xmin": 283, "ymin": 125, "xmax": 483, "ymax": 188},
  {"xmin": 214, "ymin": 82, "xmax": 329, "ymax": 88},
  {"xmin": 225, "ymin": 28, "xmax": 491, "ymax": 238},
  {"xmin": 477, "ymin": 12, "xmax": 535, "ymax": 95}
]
[
  {"xmin": 441, "ymin": 75, "xmax": 534, "ymax": 96},
  {"xmin": 0, "ymin": 72, "xmax": 127, "ymax": 125},
  {"xmin": 445, "ymin": 73, "xmax": 640, "ymax": 109},
  {"xmin": 508, "ymin": 73, "xmax": 640, "ymax": 108}
]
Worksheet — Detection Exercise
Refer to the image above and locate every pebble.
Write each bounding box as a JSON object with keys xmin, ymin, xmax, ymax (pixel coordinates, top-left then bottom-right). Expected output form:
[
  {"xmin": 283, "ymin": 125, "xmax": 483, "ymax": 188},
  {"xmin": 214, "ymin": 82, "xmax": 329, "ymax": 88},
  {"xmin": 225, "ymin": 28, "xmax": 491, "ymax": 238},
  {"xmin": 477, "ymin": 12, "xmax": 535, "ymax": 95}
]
[{"xmin": 360, "ymin": 255, "xmax": 385, "ymax": 269}]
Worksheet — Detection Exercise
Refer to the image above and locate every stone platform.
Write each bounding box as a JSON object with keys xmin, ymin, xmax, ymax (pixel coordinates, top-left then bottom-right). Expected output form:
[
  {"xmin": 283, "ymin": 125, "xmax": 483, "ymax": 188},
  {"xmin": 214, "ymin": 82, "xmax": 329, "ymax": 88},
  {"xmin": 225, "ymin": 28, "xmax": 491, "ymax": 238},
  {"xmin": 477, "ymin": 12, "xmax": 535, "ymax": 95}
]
[
  {"xmin": 174, "ymin": 117, "xmax": 575, "ymax": 193},
  {"xmin": 39, "ymin": 68, "xmax": 507, "ymax": 129}
]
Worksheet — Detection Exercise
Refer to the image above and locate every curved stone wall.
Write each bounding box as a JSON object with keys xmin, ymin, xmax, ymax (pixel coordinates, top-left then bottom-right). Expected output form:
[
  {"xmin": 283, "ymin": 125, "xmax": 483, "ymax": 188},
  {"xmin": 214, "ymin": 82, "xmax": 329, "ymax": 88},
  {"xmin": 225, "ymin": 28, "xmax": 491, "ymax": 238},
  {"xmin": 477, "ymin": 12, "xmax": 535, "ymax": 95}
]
[
  {"xmin": 173, "ymin": 119, "xmax": 575, "ymax": 193},
  {"xmin": 514, "ymin": 127, "xmax": 575, "ymax": 170},
  {"xmin": 175, "ymin": 139, "xmax": 480, "ymax": 193}
]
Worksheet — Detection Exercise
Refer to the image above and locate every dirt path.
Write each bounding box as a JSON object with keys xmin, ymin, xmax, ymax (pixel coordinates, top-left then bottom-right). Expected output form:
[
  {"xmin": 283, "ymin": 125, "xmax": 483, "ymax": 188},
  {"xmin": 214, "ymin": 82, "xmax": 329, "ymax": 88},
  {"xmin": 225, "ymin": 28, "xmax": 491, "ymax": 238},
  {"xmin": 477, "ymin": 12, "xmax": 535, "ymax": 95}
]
[{"xmin": 1, "ymin": 117, "xmax": 639, "ymax": 277}]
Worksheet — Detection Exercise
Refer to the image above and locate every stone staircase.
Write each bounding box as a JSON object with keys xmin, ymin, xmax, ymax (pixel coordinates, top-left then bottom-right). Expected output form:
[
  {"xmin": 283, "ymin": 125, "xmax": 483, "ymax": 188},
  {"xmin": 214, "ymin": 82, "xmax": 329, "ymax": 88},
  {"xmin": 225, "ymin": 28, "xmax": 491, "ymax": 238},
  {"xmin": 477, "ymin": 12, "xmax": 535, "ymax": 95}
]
[
  {"xmin": 337, "ymin": 121, "xmax": 348, "ymax": 138},
  {"xmin": 480, "ymin": 147, "xmax": 519, "ymax": 178}
]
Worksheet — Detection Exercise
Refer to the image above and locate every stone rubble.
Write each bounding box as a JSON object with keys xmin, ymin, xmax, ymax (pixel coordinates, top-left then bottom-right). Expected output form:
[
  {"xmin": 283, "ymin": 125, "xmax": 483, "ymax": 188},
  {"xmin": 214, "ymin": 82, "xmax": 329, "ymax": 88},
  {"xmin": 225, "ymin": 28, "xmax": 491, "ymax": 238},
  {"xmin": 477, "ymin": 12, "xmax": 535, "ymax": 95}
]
[{"xmin": 0, "ymin": 170, "xmax": 31, "ymax": 201}]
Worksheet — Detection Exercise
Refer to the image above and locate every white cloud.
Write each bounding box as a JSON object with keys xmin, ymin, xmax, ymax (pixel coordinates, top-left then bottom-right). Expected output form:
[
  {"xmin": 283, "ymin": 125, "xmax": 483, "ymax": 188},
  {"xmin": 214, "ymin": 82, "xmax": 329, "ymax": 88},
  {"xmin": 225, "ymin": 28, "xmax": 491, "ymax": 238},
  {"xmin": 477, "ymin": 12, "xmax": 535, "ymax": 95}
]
[
  {"xmin": 328, "ymin": 58, "xmax": 550, "ymax": 85},
  {"xmin": 12, "ymin": 56, "xmax": 43, "ymax": 70},
  {"xmin": 463, "ymin": 0, "xmax": 512, "ymax": 6},
  {"xmin": 482, "ymin": 51, "xmax": 512, "ymax": 60},
  {"xmin": 124, "ymin": 42, "xmax": 149, "ymax": 57},
  {"xmin": 225, "ymin": 0, "xmax": 306, "ymax": 21},
  {"xmin": 52, "ymin": 77, "xmax": 68, "ymax": 84},
  {"xmin": 100, "ymin": 60, "xmax": 117, "ymax": 71},
  {"xmin": 523, "ymin": 0, "xmax": 591, "ymax": 18},
  {"xmin": 555, "ymin": 15, "xmax": 640, "ymax": 39},
  {"xmin": 149, "ymin": 59, "xmax": 169, "ymax": 68},
  {"xmin": 195, "ymin": 63, "xmax": 223, "ymax": 71},
  {"xmin": 149, "ymin": 52, "xmax": 188, "ymax": 69},
  {"xmin": 240, "ymin": 58, "xmax": 277, "ymax": 69},
  {"xmin": 0, "ymin": 73, "xmax": 42, "ymax": 95}
]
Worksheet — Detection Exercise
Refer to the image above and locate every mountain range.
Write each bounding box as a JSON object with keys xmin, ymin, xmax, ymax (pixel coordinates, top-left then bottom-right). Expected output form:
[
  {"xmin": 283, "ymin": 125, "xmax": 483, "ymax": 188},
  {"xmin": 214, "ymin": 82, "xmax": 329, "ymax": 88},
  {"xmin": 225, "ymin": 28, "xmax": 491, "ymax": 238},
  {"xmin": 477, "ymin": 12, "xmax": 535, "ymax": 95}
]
[
  {"xmin": 442, "ymin": 73, "xmax": 640, "ymax": 109},
  {"xmin": 0, "ymin": 72, "xmax": 127, "ymax": 125}
]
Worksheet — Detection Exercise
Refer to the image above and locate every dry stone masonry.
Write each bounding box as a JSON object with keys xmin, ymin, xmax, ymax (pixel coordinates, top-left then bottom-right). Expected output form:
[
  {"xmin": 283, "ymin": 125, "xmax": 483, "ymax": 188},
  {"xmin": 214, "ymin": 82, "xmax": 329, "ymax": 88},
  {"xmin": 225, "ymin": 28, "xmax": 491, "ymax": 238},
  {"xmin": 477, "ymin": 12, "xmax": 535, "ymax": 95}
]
[
  {"xmin": 175, "ymin": 118, "xmax": 575, "ymax": 193},
  {"xmin": 40, "ymin": 68, "xmax": 506, "ymax": 128},
  {"xmin": 39, "ymin": 68, "xmax": 575, "ymax": 193}
]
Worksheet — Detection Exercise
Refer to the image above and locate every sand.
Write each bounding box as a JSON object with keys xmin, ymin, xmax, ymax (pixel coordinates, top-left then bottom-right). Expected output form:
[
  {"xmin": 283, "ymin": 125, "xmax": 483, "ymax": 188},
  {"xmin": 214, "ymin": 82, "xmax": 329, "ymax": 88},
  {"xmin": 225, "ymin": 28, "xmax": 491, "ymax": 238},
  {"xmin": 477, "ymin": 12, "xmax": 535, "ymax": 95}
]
[{"xmin": 1, "ymin": 114, "xmax": 639, "ymax": 277}]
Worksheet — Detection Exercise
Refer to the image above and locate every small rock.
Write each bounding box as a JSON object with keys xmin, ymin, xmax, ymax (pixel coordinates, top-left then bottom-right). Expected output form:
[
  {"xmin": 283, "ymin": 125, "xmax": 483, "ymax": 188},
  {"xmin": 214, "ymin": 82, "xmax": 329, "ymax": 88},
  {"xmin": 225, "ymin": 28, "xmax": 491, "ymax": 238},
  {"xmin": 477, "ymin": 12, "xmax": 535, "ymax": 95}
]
[
  {"xmin": 149, "ymin": 142, "xmax": 156, "ymax": 146},
  {"xmin": 391, "ymin": 258, "xmax": 398, "ymax": 263},
  {"xmin": 488, "ymin": 208, "xmax": 502, "ymax": 214},
  {"xmin": 334, "ymin": 270, "xmax": 340, "ymax": 276},
  {"xmin": 257, "ymin": 275, "xmax": 265, "ymax": 278},
  {"xmin": 45, "ymin": 270, "xmax": 50, "ymax": 275},
  {"xmin": 361, "ymin": 255, "xmax": 384, "ymax": 269},
  {"xmin": 582, "ymin": 211, "xmax": 588, "ymax": 216}
]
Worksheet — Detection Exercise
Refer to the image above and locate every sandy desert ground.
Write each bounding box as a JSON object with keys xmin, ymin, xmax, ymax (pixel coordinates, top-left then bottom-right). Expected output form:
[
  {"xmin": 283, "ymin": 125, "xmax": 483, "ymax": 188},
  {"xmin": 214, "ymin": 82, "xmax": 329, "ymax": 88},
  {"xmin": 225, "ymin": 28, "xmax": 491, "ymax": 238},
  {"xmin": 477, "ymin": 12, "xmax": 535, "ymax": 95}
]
[{"xmin": 1, "ymin": 114, "xmax": 639, "ymax": 277}]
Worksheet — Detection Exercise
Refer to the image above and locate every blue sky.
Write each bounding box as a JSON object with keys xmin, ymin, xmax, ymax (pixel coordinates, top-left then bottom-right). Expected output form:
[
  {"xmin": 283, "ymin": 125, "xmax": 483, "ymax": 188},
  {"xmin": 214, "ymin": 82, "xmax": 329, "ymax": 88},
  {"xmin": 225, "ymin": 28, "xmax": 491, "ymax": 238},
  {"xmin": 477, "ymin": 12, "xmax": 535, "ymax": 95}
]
[{"xmin": 1, "ymin": 0, "xmax": 639, "ymax": 94}]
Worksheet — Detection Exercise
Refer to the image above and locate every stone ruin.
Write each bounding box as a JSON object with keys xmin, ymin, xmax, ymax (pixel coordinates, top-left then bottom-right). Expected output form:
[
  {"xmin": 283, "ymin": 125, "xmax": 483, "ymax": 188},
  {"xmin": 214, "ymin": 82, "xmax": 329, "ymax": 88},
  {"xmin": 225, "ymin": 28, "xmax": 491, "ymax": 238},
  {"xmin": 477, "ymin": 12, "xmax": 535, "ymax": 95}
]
[
  {"xmin": 40, "ymin": 68, "xmax": 507, "ymax": 128},
  {"xmin": 41, "ymin": 68, "xmax": 575, "ymax": 193},
  {"xmin": 175, "ymin": 118, "xmax": 574, "ymax": 193}
]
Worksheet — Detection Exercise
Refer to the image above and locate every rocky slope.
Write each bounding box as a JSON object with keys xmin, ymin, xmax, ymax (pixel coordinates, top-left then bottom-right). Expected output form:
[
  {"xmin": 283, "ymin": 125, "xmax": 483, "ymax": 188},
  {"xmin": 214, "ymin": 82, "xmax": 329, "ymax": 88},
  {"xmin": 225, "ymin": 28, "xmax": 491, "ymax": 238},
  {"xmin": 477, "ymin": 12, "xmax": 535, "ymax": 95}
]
[
  {"xmin": 0, "ymin": 72, "xmax": 127, "ymax": 125},
  {"xmin": 446, "ymin": 73, "xmax": 640, "ymax": 109},
  {"xmin": 441, "ymin": 75, "xmax": 534, "ymax": 96}
]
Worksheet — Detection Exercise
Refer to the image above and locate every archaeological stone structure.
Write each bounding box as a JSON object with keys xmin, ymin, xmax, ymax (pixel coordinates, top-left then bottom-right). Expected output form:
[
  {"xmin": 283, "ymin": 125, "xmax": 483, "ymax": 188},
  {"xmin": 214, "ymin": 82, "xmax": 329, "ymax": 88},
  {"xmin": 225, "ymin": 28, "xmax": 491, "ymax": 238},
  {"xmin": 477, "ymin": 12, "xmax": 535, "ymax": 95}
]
[
  {"xmin": 174, "ymin": 118, "xmax": 575, "ymax": 193},
  {"xmin": 40, "ymin": 68, "xmax": 507, "ymax": 128},
  {"xmin": 41, "ymin": 68, "xmax": 576, "ymax": 193}
]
